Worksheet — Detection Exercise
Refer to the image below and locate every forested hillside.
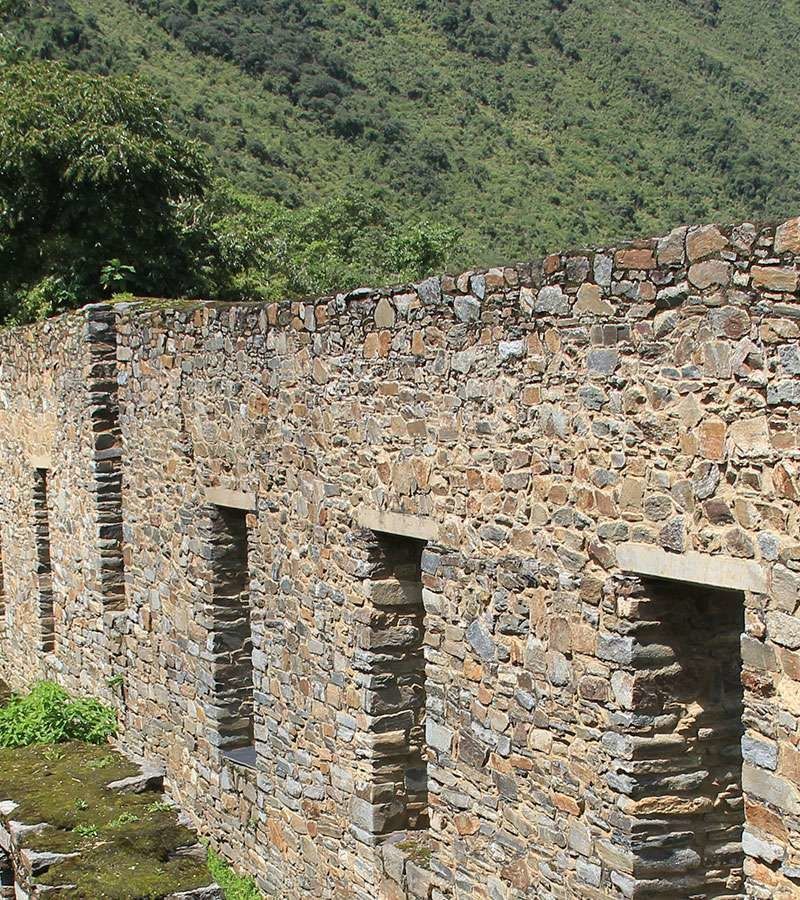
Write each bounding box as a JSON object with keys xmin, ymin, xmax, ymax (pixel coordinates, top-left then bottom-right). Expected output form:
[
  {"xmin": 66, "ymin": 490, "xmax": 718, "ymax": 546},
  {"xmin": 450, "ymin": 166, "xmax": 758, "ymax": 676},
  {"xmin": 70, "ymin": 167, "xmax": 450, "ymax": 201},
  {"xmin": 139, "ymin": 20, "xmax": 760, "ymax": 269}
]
[{"xmin": 9, "ymin": 0, "xmax": 800, "ymax": 268}]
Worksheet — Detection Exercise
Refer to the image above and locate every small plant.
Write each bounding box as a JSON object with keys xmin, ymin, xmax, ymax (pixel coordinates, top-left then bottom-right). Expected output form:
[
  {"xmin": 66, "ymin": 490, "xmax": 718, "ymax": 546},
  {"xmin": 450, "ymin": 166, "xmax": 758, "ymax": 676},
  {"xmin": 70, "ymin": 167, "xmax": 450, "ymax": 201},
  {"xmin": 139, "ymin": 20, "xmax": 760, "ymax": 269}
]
[
  {"xmin": 106, "ymin": 674, "xmax": 125, "ymax": 690},
  {"xmin": 0, "ymin": 682, "xmax": 117, "ymax": 748},
  {"xmin": 146, "ymin": 800, "xmax": 173, "ymax": 814},
  {"xmin": 73, "ymin": 823, "xmax": 99, "ymax": 839},
  {"xmin": 207, "ymin": 850, "xmax": 263, "ymax": 900},
  {"xmin": 42, "ymin": 746, "xmax": 64, "ymax": 762},
  {"xmin": 99, "ymin": 259, "xmax": 136, "ymax": 293},
  {"xmin": 108, "ymin": 812, "xmax": 139, "ymax": 828},
  {"xmin": 84, "ymin": 753, "xmax": 115, "ymax": 770},
  {"xmin": 74, "ymin": 798, "xmax": 89, "ymax": 811}
]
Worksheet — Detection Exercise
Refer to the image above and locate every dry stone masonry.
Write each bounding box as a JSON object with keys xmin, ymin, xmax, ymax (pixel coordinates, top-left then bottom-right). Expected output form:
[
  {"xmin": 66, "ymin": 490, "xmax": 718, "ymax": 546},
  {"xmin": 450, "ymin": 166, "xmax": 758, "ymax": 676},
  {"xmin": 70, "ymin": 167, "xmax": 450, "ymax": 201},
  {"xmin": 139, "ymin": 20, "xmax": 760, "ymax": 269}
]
[{"xmin": 1, "ymin": 217, "xmax": 800, "ymax": 898}]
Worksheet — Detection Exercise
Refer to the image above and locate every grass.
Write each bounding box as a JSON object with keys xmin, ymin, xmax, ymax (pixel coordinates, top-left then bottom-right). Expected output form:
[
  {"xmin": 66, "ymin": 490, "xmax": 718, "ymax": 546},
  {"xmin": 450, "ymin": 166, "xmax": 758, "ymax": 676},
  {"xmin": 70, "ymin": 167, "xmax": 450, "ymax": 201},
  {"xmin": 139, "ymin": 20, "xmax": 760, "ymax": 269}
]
[
  {"xmin": 397, "ymin": 836, "xmax": 433, "ymax": 870},
  {"xmin": 207, "ymin": 850, "xmax": 263, "ymax": 900}
]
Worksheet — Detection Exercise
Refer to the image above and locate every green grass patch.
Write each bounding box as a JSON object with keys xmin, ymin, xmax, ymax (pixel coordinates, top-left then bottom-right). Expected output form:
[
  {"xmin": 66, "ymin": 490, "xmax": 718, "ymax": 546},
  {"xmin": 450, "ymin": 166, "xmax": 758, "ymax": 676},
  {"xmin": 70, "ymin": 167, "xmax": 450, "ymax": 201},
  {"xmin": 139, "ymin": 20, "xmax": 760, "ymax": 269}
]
[
  {"xmin": 0, "ymin": 681, "xmax": 116, "ymax": 747},
  {"xmin": 207, "ymin": 850, "xmax": 263, "ymax": 900}
]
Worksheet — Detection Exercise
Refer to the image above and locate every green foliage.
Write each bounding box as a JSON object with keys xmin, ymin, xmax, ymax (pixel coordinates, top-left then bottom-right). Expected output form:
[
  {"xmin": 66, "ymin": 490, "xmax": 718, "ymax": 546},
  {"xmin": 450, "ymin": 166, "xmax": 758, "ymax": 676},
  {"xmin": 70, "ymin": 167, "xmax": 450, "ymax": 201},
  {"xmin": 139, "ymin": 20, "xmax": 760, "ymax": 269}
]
[
  {"xmin": 0, "ymin": 681, "xmax": 117, "ymax": 748},
  {"xmin": 207, "ymin": 850, "xmax": 263, "ymax": 900},
  {"xmin": 3, "ymin": 0, "xmax": 800, "ymax": 322},
  {"xmin": 6, "ymin": 0, "xmax": 798, "ymax": 274},
  {"xmin": 0, "ymin": 59, "xmax": 208, "ymax": 321},
  {"xmin": 203, "ymin": 188, "xmax": 459, "ymax": 300}
]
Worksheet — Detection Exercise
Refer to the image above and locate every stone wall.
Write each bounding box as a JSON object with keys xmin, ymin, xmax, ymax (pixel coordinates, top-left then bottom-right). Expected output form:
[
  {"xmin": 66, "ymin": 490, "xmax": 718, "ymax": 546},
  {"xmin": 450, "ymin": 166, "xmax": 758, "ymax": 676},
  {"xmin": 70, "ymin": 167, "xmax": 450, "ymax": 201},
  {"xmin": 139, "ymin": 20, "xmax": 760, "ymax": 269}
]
[{"xmin": 1, "ymin": 217, "xmax": 800, "ymax": 898}]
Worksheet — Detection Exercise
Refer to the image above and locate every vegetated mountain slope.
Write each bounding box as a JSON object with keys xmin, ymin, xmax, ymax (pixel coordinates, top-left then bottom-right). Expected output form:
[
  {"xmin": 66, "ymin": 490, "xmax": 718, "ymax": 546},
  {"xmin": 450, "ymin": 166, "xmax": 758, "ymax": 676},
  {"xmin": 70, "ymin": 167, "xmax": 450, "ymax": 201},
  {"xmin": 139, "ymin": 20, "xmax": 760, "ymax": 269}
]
[{"xmin": 12, "ymin": 0, "xmax": 800, "ymax": 267}]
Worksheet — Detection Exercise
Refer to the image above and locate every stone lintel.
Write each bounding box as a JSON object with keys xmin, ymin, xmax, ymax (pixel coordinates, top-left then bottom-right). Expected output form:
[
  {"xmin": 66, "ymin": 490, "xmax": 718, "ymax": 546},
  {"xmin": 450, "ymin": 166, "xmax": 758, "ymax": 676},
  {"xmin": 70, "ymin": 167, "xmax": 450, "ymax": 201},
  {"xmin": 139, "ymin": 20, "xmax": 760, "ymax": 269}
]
[
  {"xmin": 204, "ymin": 487, "xmax": 256, "ymax": 512},
  {"xmin": 618, "ymin": 542, "xmax": 767, "ymax": 593},
  {"xmin": 357, "ymin": 508, "xmax": 438, "ymax": 542},
  {"xmin": 30, "ymin": 453, "xmax": 52, "ymax": 471}
]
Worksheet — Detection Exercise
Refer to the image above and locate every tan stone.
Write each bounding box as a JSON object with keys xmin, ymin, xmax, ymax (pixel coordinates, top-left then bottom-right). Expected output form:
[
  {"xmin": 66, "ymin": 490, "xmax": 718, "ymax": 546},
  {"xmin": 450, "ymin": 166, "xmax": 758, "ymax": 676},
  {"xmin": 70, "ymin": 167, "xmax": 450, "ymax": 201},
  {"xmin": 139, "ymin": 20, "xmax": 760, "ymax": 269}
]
[
  {"xmin": 775, "ymin": 217, "xmax": 800, "ymax": 254},
  {"xmin": 729, "ymin": 416, "xmax": 770, "ymax": 454},
  {"xmin": 752, "ymin": 266, "xmax": 798, "ymax": 292},
  {"xmin": 463, "ymin": 658, "xmax": 483, "ymax": 682},
  {"xmin": 575, "ymin": 283, "xmax": 613, "ymax": 315},
  {"xmin": 746, "ymin": 799, "xmax": 789, "ymax": 842},
  {"xmin": 454, "ymin": 812, "xmax": 481, "ymax": 835},
  {"xmin": 698, "ymin": 416, "xmax": 727, "ymax": 461},
  {"xmin": 553, "ymin": 792, "xmax": 582, "ymax": 816},
  {"xmin": 687, "ymin": 225, "xmax": 727, "ymax": 261},
  {"xmin": 781, "ymin": 745, "xmax": 800, "ymax": 786},
  {"xmin": 374, "ymin": 297, "xmax": 395, "ymax": 328},
  {"xmin": 774, "ymin": 462, "xmax": 798, "ymax": 500},
  {"xmin": 622, "ymin": 795, "xmax": 713, "ymax": 816}
]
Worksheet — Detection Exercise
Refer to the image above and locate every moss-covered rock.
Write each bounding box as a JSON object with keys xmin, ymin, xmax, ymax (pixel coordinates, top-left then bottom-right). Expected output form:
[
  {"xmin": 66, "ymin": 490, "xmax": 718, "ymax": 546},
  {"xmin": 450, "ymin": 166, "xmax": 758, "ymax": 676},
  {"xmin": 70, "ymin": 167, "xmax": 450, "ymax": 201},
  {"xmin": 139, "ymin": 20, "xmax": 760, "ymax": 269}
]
[{"xmin": 0, "ymin": 742, "xmax": 218, "ymax": 899}]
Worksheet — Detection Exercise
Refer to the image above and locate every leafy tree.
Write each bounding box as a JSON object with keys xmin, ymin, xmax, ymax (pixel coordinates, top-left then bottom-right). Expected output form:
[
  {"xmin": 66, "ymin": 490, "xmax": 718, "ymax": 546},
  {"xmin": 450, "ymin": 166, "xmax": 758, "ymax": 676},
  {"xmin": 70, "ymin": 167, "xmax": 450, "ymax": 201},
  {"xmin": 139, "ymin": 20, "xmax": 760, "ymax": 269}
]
[{"xmin": 0, "ymin": 60, "xmax": 208, "ymax": 322}]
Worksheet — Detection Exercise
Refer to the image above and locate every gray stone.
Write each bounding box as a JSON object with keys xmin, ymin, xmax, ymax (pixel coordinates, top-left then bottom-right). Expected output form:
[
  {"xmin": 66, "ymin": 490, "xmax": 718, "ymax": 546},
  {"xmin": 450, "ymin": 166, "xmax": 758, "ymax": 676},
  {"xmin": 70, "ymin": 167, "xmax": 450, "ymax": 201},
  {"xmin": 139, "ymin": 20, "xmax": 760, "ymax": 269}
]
[
  {"xmin": 498, "ymin": 340, "xmax": 525, "ymax": 362},
  {"xmin": 741, "ymin": 734, "xmax": 778, "ymax": 771},
  {"xmin": 535, "ymin": 285, "xmax": 570, "ymax": 314},
  {"xmin": 466, "ymin": 619, "xmax": 496, "ymax": 661},
  {"xmin": 454, "ymin": 296, "xmax": 481, "ymax": 323}
]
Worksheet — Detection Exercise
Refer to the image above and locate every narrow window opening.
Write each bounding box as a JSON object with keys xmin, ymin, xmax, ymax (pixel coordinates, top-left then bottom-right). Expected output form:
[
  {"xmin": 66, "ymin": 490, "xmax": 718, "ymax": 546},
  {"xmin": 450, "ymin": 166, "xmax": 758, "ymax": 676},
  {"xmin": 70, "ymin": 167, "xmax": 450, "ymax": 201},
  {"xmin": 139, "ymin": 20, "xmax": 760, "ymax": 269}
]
[
  {"xmin": 209, "ymin": 504, "xmax": 255, "ymax": 766},
  {"xmin": 627, "ymin": 579, "xmax": 745, "ymax": 896},
  {"xmin": 32, "ymin": 468, "xmax": 54, "ymax": 653},
  {"xmin": 361, "ymin": 531, "xmax": 428, "ymax": 836}
]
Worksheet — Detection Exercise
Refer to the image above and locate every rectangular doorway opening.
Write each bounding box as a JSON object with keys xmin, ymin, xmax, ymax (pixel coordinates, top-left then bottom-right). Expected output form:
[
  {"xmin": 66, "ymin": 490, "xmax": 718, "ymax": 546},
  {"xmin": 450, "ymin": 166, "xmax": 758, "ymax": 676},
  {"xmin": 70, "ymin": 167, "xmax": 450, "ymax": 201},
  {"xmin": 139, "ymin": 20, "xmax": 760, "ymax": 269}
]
[
  {"xmin": 208, "ymin": 504, "xmax": 255, "ymax": 765},
  {"xmin": 360, "ymin": 531, "xmax": 428, "ymax": 836},
  {"xmin": 628, "ymin": 579, "xmax": 745, "ymax": 897},
  {"xmin": 32, "ymin": 468, "xmax": 54, "ymax": 653}
]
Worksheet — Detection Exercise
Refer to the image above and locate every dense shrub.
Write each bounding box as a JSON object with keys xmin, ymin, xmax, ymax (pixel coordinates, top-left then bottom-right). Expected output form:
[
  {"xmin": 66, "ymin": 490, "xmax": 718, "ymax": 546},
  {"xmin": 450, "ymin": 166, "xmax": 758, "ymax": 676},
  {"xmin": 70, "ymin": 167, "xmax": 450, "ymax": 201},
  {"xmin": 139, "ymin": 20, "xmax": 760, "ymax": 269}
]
[{"xmin": 0, "ymin": 681, "xmax": 117, "ymax": 747}]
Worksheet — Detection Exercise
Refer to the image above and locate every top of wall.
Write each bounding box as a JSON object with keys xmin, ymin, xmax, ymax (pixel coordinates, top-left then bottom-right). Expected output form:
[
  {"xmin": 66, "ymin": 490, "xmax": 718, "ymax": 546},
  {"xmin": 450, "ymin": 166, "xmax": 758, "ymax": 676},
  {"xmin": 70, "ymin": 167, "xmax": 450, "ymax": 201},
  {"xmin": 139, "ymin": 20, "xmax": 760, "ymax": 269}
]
[{"xmin": 2, "ymin": 215, "xmax": 799, "ymax": 341}]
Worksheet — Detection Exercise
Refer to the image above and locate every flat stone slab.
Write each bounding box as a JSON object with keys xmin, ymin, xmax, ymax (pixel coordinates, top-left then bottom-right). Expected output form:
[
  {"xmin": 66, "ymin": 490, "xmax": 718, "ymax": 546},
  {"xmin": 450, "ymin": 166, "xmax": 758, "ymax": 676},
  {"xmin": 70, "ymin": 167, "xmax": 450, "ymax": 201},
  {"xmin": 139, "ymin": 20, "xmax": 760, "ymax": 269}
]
[
  {"xmin": 106, "ymin": 767, "xmax": 164, "ymax": 794},
  {"xmin": 357, "ymin": 508, "xmax": 438, "ymax": 541},
  {"xmin": 617, "ymin": 542, "xmax": 767, "ymax": 593}
]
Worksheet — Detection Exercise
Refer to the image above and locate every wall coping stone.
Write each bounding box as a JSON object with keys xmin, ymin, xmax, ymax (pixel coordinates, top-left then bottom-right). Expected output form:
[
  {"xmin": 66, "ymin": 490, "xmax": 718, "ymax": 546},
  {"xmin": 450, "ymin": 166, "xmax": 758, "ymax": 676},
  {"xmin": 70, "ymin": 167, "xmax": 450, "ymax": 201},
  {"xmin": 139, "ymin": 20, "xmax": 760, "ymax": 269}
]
[{"xmin": 618, "ymin": 542, "xmax": 767, "ymax": 593}]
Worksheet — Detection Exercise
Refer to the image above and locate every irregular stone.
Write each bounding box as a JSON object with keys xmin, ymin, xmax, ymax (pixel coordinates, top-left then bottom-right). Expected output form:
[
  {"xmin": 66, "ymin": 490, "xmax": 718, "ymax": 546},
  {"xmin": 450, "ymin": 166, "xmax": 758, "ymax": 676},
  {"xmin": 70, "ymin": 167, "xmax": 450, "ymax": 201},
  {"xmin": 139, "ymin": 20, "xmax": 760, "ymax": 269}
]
[
  {"xmin": 688, "ymin": 259, "xmax": 731, "ymax": 289},
  {"xmin": 687, "ymin": 225, "xmax": 727, "ymax": 261},
  {"xmin": 729, "ymin": 416, "xmax": 771, "ymax": 454},
  {"xmin": 657, "ymin": 227, "xmax": 687, "ymax": 265},
  {"xmin": 615, "ymin": 248, "xmax": 655, "ymax": 269},
  {"xmin": 752, "ymin": 266, "xmax": 798, "ymax": 292},
  {"xmin": 766, "ymin": 611, "xmax": 800, "ymax": 650},
  {"xmin": 776, "ymin": 218, "xmax": 800, "ymax": 254},
  {"xmin": 594, "ymin": 254, "xmax": 613, "ymax": 286},
  {"xmin": 575, "ymin": 283, "xmax": 613, "ymax": 315},
  {"xmin": 466, "ymin": 619, "xmax": 496, "ymax": 661},
  {"xmin": 498, "ymin": 340, "xmax": 525, "ymax": 362},
  {"xmin": 454, "ymin": 296, "xmax": 480, "ymax": 323},
  {"xmin": 535, "ymin": 285, "xmax": 570, "ymax": 315},
  {"xmin": 374, "ymin": 298, "xmax": 396, "ymax": 328},
  {"xmin": 587, "ymin": 348, "xmax": 619, "ymax": 375},
  {"xmin": 106, "ymin": 768, "xmax": 164, "ymax": 794},
  {"xmin": 742, "ymin": 734, "xmax": 779, "ymax": 771}
]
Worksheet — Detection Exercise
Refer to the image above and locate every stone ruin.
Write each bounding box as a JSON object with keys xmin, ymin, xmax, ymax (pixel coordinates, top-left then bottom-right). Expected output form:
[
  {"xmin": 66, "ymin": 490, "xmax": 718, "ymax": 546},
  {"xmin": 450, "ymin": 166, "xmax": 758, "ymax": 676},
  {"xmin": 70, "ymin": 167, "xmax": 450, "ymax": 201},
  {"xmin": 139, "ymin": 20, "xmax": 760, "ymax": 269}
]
[{"xmin": 0, "ymin": 217, "xmax": 799, "ymax": 898}]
